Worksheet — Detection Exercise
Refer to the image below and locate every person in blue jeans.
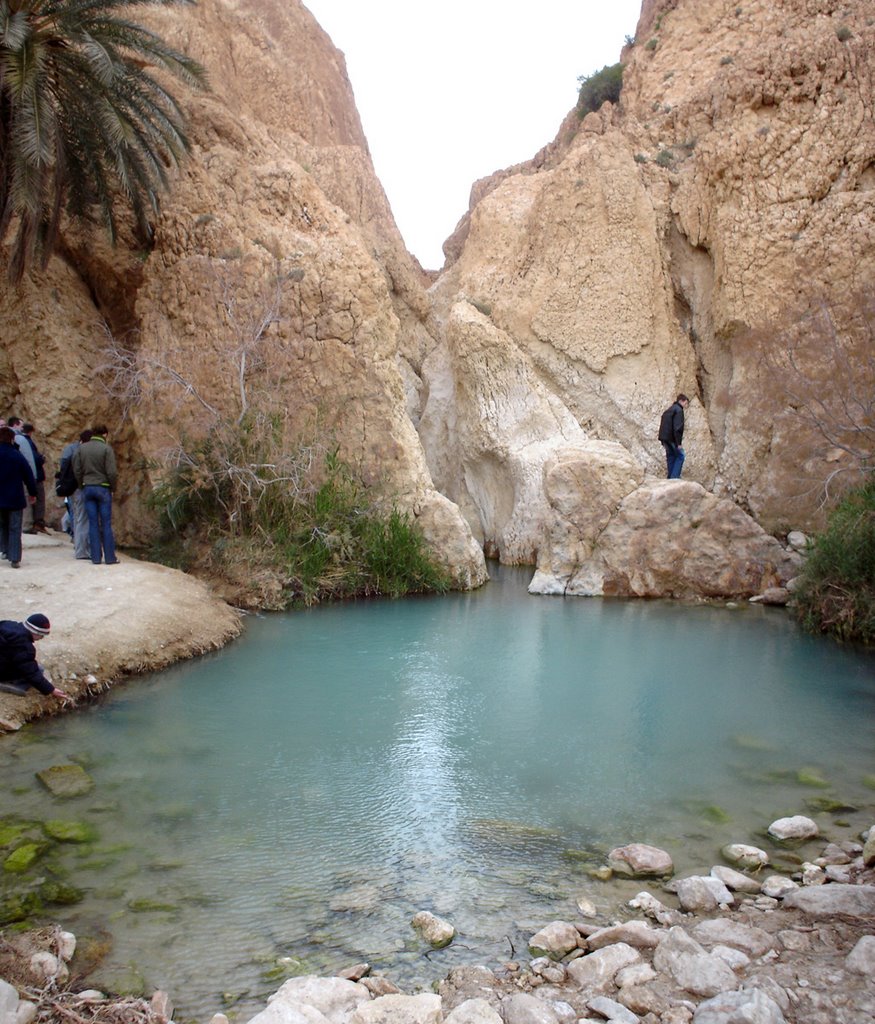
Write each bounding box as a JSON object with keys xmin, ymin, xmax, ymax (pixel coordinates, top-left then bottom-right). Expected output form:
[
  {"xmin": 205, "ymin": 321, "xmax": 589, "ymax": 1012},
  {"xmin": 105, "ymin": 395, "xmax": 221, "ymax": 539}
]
[
  {"xmin": 72, "ymin": 425, "xmax": 119, "ymax": 565},
  {"xmin": 658, "ymin": 394, "xmax": 690, "ymax": 479}
]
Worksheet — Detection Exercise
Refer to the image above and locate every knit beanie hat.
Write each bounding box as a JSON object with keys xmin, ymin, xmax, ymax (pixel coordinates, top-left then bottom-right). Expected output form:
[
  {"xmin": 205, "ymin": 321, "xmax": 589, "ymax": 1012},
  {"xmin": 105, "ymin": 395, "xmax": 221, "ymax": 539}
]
[{"xmin": 24, "ymin": 613, "xmax": 51, "ymax": 636}]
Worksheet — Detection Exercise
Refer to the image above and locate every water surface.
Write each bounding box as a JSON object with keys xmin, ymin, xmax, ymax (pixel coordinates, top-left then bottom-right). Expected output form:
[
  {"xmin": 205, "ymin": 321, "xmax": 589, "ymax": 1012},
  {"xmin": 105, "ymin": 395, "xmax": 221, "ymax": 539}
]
[{"xmin": 2, "ymin": 566, "xmax": 873, "ymax": 1018}]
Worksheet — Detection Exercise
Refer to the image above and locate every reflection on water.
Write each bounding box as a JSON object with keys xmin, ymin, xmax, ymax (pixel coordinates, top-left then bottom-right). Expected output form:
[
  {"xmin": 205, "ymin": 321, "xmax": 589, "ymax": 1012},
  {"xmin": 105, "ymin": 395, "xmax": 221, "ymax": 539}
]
[{"xmin": 1, "ymin": 566, "xmax": 873, "ymax": 1018}]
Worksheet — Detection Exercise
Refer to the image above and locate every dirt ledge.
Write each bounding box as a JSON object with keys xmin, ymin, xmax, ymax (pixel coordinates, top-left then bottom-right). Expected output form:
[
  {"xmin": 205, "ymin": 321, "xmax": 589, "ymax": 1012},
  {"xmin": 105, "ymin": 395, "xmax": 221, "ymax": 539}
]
[{"xmin": 0, "ymin": 531, "xmax": 242, "ymax": 732}]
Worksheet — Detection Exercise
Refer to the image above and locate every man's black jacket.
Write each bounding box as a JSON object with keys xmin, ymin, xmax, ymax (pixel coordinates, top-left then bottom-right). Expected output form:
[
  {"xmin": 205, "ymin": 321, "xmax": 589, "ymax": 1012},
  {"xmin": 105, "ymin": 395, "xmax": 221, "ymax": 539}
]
[
  {"xmin": 0, "ymin": 621, "xmax": 53, "ymax": 694},
  {"xmin": 658, "ymin": 402, "xmax": 686, "ymax": 446}
]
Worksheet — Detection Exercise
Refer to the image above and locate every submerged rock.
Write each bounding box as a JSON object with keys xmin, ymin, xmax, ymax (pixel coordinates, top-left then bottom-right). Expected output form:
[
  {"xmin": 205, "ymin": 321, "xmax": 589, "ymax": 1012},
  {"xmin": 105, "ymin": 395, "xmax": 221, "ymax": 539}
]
[
  {"xmin": 411, "ymin": 910, "xmax": 455, "ymax": 949},
  {"xmin": 35, "ymin": 765, "xmax": 94, "ymax": 798}
]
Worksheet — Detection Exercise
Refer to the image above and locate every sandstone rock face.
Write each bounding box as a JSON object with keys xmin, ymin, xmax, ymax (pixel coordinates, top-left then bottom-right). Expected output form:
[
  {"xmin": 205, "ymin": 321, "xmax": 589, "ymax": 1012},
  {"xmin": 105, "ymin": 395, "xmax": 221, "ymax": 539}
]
[
  {"xmin": 0, "ymin": 0, "xmax": 484, "ymax": 590},
  {"xmin": 418, "ymin": 0, "xmax": 875, "ymax": 568},
  {"xmin": 530, "ymin": 479, "xmax": 801, "ymax": 598}
]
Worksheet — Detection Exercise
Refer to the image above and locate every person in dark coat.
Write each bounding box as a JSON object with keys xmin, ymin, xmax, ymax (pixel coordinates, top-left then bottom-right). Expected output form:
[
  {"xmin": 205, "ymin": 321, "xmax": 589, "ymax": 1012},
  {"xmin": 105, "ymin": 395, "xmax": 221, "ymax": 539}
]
[
  {"xmin": 0, "ymin": 426, "xmax": 37, "ymax": 568},
  {"xmin": 658, "ymin": 394, "xmax": 690, "ymax": 479},
  {"xmin": 0, "ymin": 614, "xmax": 72, "ymax": 701}
]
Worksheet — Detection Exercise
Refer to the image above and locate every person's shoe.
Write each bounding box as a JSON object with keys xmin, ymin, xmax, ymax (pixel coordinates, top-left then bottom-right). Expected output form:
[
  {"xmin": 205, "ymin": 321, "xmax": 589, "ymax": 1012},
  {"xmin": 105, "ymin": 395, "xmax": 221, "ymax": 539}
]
[
  {"xmin": 22, "ymin": 529, "xmax": 37, "ymax": 535},
  {"xmin": 10, "ymin": 561, "xmax": 20, "ymax": 568},
  {"xmin": 105, "ymin": 559, "xmax": 120, "ymax": 565}
]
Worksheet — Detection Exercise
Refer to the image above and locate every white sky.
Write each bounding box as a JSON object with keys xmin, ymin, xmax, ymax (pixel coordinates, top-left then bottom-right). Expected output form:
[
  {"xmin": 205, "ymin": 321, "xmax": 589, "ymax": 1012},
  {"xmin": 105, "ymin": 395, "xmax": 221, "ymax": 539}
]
[{"xmin": 303, "ymin": 1, "xmax": 643, "ymax": 269}]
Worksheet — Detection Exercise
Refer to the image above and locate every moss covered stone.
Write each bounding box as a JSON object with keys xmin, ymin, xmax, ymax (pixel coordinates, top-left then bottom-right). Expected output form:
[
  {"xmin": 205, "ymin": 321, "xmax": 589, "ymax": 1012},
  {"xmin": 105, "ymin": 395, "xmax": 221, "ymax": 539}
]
[
  {"xmin": 3, "ymin": 842, "xmax": 47, "ymax": 874},
  {"xmin": 36, "ymin": 764, "xmax": 95, "ymax": 798},
  {"xmin": 42, "ymin": 820, "xmax": 99, "ymax": 844},
  {"xmin": 38, "ymin": 880, "xmax": 85, "ymax": 905}
]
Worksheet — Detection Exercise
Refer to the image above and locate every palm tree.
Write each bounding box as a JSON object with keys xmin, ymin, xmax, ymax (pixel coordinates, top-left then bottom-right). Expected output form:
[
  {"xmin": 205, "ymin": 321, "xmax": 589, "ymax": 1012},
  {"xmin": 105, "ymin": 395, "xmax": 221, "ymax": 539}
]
[{"xmin": 0, "ymin": 0, "xmax": 206, "ymax": 282}]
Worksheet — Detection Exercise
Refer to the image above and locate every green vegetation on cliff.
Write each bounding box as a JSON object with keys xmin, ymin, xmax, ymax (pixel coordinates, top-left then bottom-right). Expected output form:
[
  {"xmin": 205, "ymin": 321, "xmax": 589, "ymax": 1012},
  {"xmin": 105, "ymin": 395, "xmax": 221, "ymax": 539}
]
[
  {"xmin": 794, "ymin": 479, "xmax": 875, "ymax": 645},
  {"xmin": 148, "ymin": 416, "xmax": 450, "ymax": 607},
  {"xmin": 576, "ymin": 63, "xmax": 624, "ymax": 117}
]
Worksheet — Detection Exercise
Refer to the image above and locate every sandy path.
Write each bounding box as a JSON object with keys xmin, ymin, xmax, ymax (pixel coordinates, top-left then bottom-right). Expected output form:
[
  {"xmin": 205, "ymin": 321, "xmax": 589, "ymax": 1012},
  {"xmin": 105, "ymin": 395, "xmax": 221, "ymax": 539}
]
[{"xmin": 0, "ymin": 530, "xmax": 242, "ymax": 731}]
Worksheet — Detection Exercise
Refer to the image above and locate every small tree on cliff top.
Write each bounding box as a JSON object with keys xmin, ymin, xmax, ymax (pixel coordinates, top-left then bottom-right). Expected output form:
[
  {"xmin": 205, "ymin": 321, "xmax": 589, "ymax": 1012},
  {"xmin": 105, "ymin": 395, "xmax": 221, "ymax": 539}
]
[{"xmin": 0, "ymin": 0, "xmax": 205, "ymax": 282}]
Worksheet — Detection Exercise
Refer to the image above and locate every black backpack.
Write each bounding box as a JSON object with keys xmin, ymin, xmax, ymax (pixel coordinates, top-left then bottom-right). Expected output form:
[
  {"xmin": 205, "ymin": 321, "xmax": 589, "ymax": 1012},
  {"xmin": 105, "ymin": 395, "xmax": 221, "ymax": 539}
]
[{"xmin": 55, "ymin": 455, "xmax": 78, "ymax": 497}]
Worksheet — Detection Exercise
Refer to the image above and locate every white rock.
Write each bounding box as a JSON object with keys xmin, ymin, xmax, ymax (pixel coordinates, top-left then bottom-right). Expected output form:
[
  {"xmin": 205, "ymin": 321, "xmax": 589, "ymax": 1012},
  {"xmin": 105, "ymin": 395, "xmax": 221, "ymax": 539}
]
[
  {"xmin": 209, "ymin": 1016, "xmax": 230, "ymax": 1024},
  {"xmin": 412, "ymin": 910, "xmax": 455, "ymax": 948},
  {"xmin": 800, "ymin": 862, "xmax": 825, "ymax": 886},
  {"xmin": 349, "ymin": 993, "xmax": 442, "ymax": 1024},
  {"xmin": 75, "ymin": 991, "xmax": 106, "ymax": 1002},
  {"xmin": 787, "ymin": 531, "xmax": 808, "ymax": 551},
  {"xmin": 500, "ymin": 992, "xmax": 561, "ymax": 1024},
  {"xmin": 721, "ymin": 844, "xmax": 770, "ymax": 869},
  {"xmin": 587, "ymin": 995, "xmax": 640, "ymax": 1023},
  {"xmin": 0, "ymin": 981, "xmax": 19, "ymax": 1021},
  {"xmin": 760, "ymin": 875, "xmax": 799, "ymax": 899},
  {"xmin": 628, "ymin": 890, "xmax": 680, "ymax": 925},
  {"xmin": 586, "ymin": 920, "xmax": 662, "ymax": 950},
  {"xmin": 29, "ymin": 952, "xmax": 68, "ymax": 983},
  {"xmin": 710, "ymin": 945, "xmax": 750, "ymax": 970},
  {"xmin": 675, "ymin": 876, "xmax": 734, "ymax": 913},
  {"xmin": 846, "ymin": 935, "xmax": 875, "ymax": 974},
  {"xmin": 652, "ymin": 928, "xmax": 739, "ymax": 998},
  {"xmin": 710, "ymin": 865, "xmax": 761, "ymax": 894},
  {"xmin": 616, "ymin": 963, "xmax": 657, "ymax": 988},
  {"xmin": 444, "ymin": 998, "xmax": 503, "ymax": 1024},
  {"xmin": 767, "ymin": 816, "xmax": 818, "ymax": 842},
  {"xmin": 691, "ymin": 988, "xmax": 786, "ymax": 1023},
  {"xmin": 528, "ymin": 921, "xmax": 580, "ymax": 960},
  {"xmin": 57, "ymin": 931, "xmax": 76, "ymax": 961},
  {"xmin": 608, "ymin": 843, "xmax": 673, "ymax": 877},
  {"xmin": 566, "ymin": 943, "xmax": 641, "ymax": 992},
  {"xmin": 15, "ymin": 1002, "xmax": 37, "ymax": 1024},
  {"xmin": 783, "ymin": 883, "xmax": 875, "ymax": 916},
  {"xmin": 575, "ymin": 896, "xmax": 598, "ymax": 918},
  {"xmin": 691, "ymin": 920, "xmax": 775, "ymax": 958},
  {"xmin": 267, "ymin": 977, "xmax": 369, "ymax": 1024}
]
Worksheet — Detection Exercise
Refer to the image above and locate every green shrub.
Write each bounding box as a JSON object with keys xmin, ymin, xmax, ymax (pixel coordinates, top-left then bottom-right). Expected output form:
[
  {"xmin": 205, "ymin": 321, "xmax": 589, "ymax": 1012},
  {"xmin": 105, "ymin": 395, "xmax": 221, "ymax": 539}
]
[
  {"xmin": 793, "ymin": 479, "xmax": 875, "ymax": 644},
  {"xmin": 645, "ymin": 38, "xmax": 658, "ymax": 52},
  {"xmin": 836, "ymin": 25, "xmax": 853, "ymax": 42},
  {"xmin": 655, "ymin": 149, "xmax": 675, "ymax": 167},
  {"xmin": 148, "ymin": 417, "xmax": 451, "ymax": 605},
  {"xmin": 633, "ymin": 153, "xmax": 648, "ymax": 164},
  {"xmin": 576, "ymin": 63, "xmax": 624, "ymax": 117}
]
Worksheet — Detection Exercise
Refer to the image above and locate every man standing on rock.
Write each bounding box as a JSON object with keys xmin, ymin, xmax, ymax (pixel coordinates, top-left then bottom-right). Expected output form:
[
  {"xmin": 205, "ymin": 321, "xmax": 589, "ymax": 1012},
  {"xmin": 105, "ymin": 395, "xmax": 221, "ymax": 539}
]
[
  {"xmin": 0, "ymin": 614, "xmax": 72, "ymax": 702},
  {"xmin": 658, "ymin": 394, "xmax": 690, "ymax": 479}
]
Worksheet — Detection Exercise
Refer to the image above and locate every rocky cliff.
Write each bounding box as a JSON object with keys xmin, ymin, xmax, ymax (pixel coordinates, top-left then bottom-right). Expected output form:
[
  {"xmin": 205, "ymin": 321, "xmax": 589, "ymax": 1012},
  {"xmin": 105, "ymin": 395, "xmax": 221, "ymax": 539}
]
[
  {"xmin": 417, "ymin": 0, "xmax": 874, "ymax": 591},
  {"xmin": 2, "ymin": 0, "xmax": 872, "ymax": 601}
]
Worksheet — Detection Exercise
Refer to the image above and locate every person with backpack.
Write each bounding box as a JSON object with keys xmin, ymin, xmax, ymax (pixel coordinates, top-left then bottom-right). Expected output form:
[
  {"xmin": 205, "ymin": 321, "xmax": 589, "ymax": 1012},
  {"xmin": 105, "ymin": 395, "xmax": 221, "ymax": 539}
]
[
  {"xmin": 0, "ymin": 614, "xmax": 72, "ymax": 702},
  {"xmin": 57, "ymin": 431, "xmax": 92, "ymax": 560},
  {"xmin": 72, "ymin": 425, "xmax": 119, "ymax": 565},
  {"xmin": 658, "ymin": 394, "xmax": 690, "ymax": 479}
]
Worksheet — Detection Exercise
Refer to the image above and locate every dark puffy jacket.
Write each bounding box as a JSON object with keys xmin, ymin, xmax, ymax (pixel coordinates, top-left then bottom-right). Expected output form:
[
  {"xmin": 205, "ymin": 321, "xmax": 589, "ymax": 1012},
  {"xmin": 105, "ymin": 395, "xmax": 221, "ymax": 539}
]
[
  {"xmin": 0, "ymin": 443, "xmax": 37, "ymax": 510},
  {"xmin": 0, "ymin": 621, "xmax": 53, "ymax": 694},
  {"xmin": 658, "ymin": 402, "xmax": 685, "ymax": 446}
]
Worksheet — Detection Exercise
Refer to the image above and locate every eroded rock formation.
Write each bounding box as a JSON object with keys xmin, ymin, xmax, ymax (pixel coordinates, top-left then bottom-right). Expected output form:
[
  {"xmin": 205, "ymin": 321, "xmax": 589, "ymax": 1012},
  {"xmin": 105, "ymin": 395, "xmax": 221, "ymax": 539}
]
[{"xmin": 2, "ymin": 0, "xmax": 872, "ymax": 600}]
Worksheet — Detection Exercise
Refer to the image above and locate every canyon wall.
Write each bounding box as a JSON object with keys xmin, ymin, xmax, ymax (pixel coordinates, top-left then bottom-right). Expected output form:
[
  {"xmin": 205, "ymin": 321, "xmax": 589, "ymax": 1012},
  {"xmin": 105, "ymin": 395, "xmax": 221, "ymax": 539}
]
[
  {"xmin": 417, "ymin": 0, "xmax": 874, "ymax": 576},
  {"xmin": 2, "ymin": 0, "xmax": 872, "ymax": 598}
]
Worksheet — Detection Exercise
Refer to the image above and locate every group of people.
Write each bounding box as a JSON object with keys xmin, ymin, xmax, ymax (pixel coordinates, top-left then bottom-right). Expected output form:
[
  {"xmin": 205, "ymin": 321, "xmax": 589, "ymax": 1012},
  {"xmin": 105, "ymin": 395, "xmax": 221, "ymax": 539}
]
[{"xmin": 0, "ymin": 417, "xmax": 119, "ymax": 569}]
